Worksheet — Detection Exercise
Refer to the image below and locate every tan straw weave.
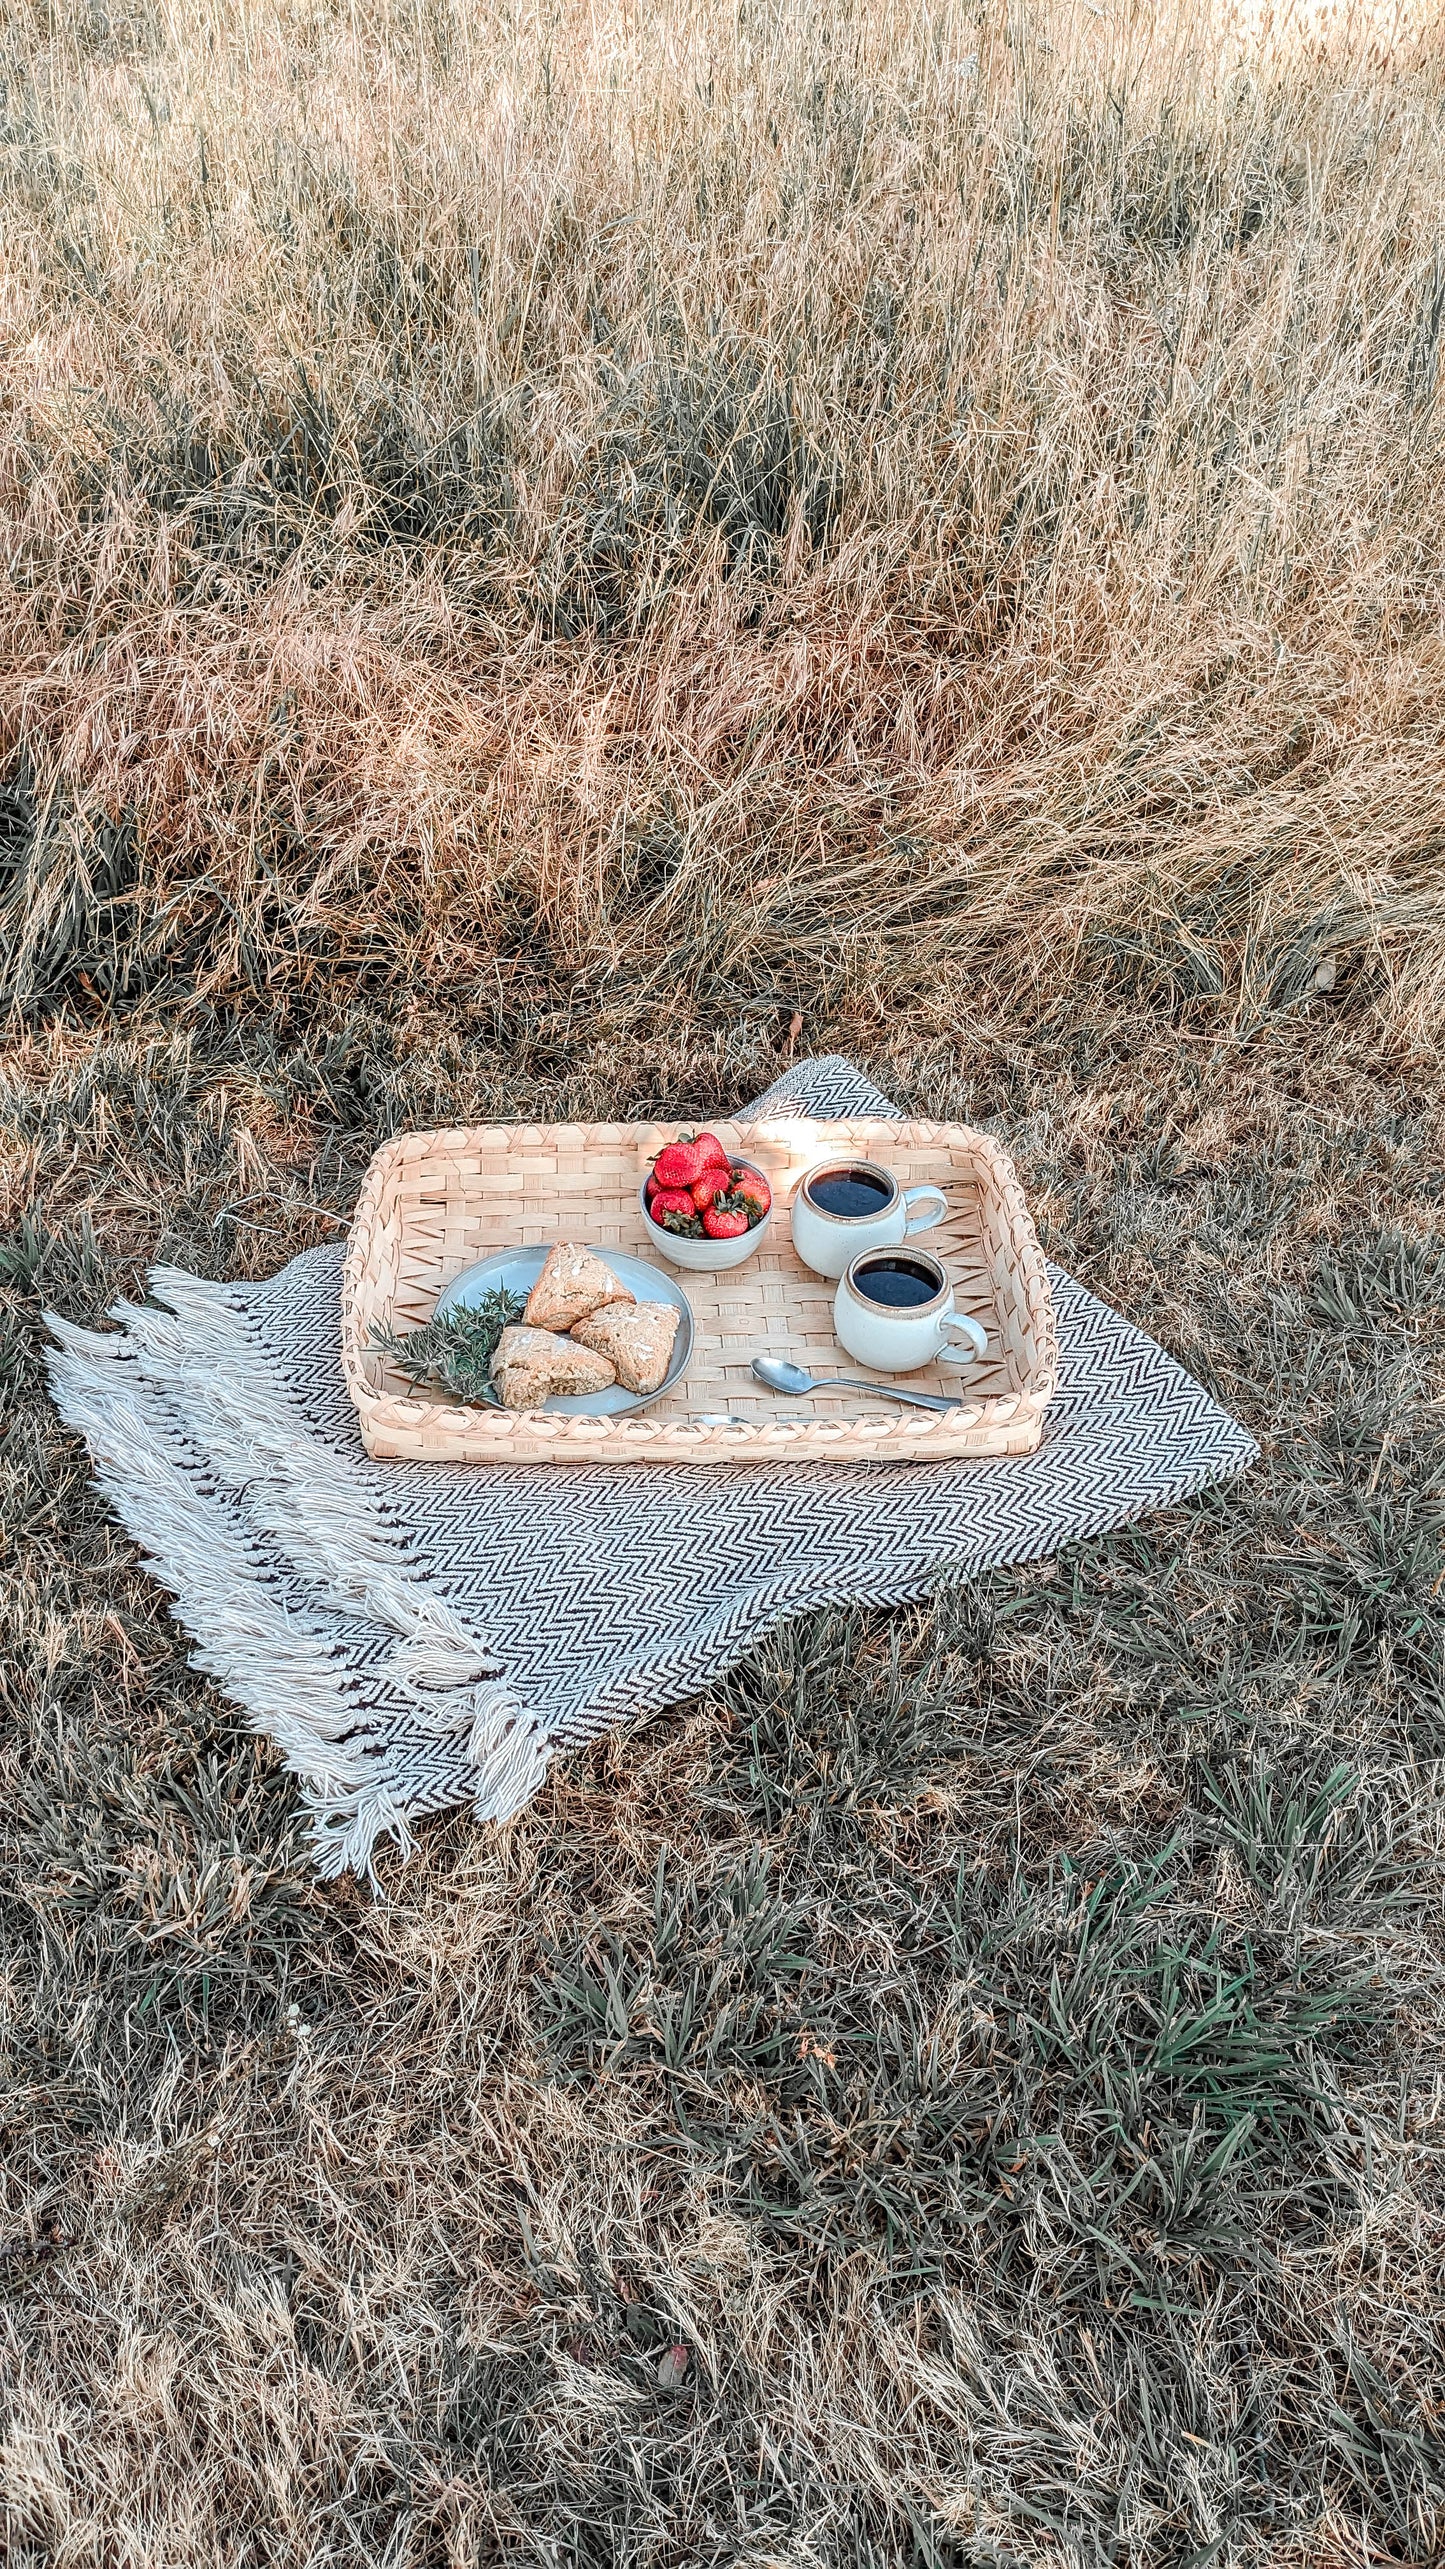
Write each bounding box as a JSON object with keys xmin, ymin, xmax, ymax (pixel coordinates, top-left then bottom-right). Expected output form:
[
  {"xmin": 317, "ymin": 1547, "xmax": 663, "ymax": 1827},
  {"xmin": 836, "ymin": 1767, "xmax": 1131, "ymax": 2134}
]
[{"xmin": 341, "ymin": 1116, "xmax": 1057, "ymax": 1464}]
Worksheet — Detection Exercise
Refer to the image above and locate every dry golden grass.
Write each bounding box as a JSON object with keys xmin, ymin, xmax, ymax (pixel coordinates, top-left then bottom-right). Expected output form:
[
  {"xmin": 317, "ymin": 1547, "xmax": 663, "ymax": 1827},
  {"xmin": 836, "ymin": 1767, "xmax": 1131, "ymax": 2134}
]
[
  {"xmin": 5, "ymin": 3, "xmax": 1445, "ymax": 2564},
  {"xmin": 3, "ymin": 0, "xmax": 1445, "ymax": 1030},
  {"xmin": 6, "ymin": 1004, "xmax": 1445, "ymax": 2566}
]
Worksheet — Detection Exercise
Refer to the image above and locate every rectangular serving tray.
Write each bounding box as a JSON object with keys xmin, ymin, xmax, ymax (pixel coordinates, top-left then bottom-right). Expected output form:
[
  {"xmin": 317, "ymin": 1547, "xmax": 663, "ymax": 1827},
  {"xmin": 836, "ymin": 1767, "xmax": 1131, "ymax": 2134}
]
[{"xmin": 341, "ymin": 1115, "xmax": 1058, "ymax": 1465}]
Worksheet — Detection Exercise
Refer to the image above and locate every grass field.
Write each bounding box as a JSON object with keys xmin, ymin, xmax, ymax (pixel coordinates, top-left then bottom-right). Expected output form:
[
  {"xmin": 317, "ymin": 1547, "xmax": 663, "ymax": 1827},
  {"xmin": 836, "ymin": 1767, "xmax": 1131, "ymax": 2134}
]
[{"xmin": 4, "ymin": 0, "xmax": 1445, "ymax": 2560}]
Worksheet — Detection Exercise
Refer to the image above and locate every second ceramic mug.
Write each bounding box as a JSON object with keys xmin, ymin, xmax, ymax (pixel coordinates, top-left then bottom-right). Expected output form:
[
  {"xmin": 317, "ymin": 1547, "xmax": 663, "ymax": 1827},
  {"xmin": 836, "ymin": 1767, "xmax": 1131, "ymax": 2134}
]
[
  {"xmin": 790, "ymin": 1156, "xmax": 948, "ymax": 1280},
  {"xmin": 833, "ymin": 1247, "xmax": 989, "ymax": 1376}
]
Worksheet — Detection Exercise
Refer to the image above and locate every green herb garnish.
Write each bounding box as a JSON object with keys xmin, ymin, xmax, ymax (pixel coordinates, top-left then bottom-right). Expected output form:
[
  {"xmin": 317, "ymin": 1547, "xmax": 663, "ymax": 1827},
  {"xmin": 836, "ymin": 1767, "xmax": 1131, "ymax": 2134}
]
[{"xmin": 372, "ymin": 1284, "xmax": 527, "ymax": 1405}]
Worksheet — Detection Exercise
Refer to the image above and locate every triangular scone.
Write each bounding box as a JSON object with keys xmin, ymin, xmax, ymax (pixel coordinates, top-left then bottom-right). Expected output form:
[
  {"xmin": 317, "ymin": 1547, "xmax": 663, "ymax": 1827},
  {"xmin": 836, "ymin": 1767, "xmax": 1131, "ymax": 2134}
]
[
  {"xmin": 571, "ymin": 1299, "xmax": 680, "ymax": 1396},
  {"xmin": 491, "ymin": 1324, "xmax": 617, "ymax": 1410},
  {"xmin": 524, "ymin": 1243, "xmax": 635, "ymax": 1333}
]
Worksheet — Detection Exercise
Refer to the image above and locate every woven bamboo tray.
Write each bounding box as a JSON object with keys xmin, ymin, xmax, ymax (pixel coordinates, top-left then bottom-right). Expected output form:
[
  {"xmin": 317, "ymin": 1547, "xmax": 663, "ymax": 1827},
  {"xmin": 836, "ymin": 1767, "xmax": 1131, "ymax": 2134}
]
[{"xmin": 342, "ymin": 1116, "xmax": 1057, "ymax": 1465}]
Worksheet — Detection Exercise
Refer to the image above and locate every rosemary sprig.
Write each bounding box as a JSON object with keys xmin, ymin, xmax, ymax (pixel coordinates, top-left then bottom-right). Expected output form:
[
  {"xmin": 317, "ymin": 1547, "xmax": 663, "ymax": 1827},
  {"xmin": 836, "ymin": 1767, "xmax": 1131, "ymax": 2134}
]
[{"xmin": 372, "ymin": 1284, "xmax": 527, "ymax": 1405}]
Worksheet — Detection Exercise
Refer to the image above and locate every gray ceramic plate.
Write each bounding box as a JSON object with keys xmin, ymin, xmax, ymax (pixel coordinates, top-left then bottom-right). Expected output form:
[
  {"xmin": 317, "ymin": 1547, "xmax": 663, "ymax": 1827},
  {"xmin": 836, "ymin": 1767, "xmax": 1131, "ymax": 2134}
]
[{"xmin": 434, "ymin": 1245, "xmax": 694, "ymax": 1415}]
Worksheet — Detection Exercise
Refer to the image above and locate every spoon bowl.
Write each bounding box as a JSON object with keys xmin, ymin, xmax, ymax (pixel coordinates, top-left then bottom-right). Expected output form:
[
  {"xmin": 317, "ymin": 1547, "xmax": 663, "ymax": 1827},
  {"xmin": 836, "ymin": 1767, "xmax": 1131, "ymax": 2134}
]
[{"xmin": 753, "ymin": 1358, "xmax": 816, "ymax": 1395}]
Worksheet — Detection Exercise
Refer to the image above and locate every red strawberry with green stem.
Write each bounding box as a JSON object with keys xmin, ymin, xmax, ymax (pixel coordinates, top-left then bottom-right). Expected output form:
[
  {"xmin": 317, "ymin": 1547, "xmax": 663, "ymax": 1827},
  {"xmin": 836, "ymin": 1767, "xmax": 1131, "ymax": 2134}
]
[
  {"xmin": 652, "ymin": 1141, "xmax": 705, "ymax": 1189},
  {"xmin": 731, "ymin": 1167, "xmax": 771, "ymax": 1220},
  {"xmin": 702, "ymin": 1204, "xmax": 749, "ymax": 1240},
  {"xmin": 649, "ymin": 1187, "xmax": 697, "ymax": 1223},
  {"xmin": 652, "ymin": 1131, "xmax": 731, "ymax": 1190}
]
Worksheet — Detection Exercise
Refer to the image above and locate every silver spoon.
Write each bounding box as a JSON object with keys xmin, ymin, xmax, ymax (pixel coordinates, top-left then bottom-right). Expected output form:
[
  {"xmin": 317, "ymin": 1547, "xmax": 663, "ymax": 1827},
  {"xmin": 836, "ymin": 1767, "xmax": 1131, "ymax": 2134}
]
[{"xmin": 752, "ymin": 1356, "xmax": 964, "ymax": 1413}]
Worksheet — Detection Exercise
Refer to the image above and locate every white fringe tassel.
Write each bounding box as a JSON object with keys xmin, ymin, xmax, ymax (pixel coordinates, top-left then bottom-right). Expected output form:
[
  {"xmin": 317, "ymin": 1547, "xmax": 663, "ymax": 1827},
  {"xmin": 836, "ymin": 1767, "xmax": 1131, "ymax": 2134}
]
[{"xmin": 44, "ymin": 1273, "xmax": 553, "ymax": 1877}]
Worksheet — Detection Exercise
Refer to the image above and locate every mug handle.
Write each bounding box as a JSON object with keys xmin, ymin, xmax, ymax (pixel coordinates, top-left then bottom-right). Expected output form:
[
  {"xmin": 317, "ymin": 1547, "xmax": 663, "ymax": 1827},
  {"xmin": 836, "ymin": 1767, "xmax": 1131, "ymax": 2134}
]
[
  {"xmin": 902, "ymin": 1184, "xmax": 948, "ymax": 1237},
  {"xmin": 938, "ymin": 1311, "xmax": 988, "ymax": 1367}
]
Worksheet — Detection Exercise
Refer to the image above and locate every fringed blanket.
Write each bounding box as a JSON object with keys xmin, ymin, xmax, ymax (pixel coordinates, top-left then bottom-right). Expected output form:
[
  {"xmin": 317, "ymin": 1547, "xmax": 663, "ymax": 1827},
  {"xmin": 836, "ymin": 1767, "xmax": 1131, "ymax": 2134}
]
[{"xmin": 46, "ymin": 1058, "xmax": 1257, "ymax": 1875}]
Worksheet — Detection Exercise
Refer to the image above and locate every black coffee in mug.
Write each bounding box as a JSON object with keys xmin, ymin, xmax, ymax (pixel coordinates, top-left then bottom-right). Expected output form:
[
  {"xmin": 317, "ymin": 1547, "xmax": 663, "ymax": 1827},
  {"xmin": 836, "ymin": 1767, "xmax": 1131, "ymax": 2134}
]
[
  {"xmin": 808, "ymin": 1166, "xmax": 894, "ymax": 1220},
  {"xmin": 853, "ymin": 1255, "xmax": 938, "ymax": 1309}
]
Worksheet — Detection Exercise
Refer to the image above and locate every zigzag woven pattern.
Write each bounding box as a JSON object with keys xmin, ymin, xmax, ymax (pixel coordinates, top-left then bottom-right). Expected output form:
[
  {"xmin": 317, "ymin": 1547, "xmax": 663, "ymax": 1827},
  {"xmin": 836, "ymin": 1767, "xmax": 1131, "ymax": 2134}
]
[{"xmin": 45, "ymin": 1057, "xmax": 1258, "ymax": 1876}]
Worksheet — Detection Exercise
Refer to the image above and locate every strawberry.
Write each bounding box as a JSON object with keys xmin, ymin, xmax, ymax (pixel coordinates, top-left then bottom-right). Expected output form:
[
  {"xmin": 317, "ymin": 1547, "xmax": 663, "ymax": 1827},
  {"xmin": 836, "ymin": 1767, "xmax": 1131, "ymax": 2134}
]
[
  {"xmin": 652, "ymin": 1130, "xmax": 732, "ymax": 1190},
  {"xmin": 731, "ymin": 1166, "xmax": 771, "ymax": 1220},
  {"xmin": 690, "ymin": 1171, "xmax": 727, "ymax": 1212},
  {"xmin": 702, "ymin": 1204, "xmax": 749, "ymax": 1239},
  {"xmin": 649, "ymin": 1187, "xmax": 697, "ymax": 1223},
  {"xmin": 652, "ymin": 1139, "xmax": 708, "ymax": 1189},
  {"xmin": 644, "ymin": 1173, "xmax": 660, "ymax": 1202}
]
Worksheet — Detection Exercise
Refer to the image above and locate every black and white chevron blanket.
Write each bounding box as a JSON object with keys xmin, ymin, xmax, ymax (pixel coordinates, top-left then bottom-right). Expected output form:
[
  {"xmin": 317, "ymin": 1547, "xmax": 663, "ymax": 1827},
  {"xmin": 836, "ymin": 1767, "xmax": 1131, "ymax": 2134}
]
[{"xmin": 46, "ymin": 1057, "xmax": 1257, "ymax": 1877}]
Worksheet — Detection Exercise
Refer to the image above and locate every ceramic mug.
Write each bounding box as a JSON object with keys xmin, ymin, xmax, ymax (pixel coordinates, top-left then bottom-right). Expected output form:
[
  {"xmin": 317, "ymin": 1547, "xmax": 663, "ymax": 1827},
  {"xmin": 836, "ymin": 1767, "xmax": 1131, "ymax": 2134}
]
[
  {"xmin": 833, "ymin": 1247, "xmax": 989, "ymax": 1376},
  {"xmin": 790, "ymin": 1156, "xmax": 949, "ymax": 1280}
]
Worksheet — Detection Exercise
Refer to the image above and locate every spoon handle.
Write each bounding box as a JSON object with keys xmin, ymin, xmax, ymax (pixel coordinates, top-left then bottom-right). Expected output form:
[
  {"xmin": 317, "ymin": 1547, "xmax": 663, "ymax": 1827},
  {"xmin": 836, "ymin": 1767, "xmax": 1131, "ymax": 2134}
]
[{"xmin": 825, "ymin": 1377, "xmax": 963, "ymax": 1413}]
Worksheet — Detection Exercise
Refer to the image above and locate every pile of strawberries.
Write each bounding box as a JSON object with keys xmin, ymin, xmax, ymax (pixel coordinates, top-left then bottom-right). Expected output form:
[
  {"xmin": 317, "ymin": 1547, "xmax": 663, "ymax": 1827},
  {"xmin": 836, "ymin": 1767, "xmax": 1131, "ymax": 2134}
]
[{"xmin": 644, "ymin": 1131, "xmax": 772, "ymax": 1241}]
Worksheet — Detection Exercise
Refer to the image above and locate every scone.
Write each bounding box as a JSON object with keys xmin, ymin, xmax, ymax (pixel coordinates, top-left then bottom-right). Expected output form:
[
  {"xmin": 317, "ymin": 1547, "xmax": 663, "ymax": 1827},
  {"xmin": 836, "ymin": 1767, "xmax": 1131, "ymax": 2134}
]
[
  {"xmin": 525, "ymin": 1242, "xmax": 635, "ymax": 1333},
  {"xmin": 491, "ymin": 1324, "xmax": 617, "ymax": 1410},
  {"xmin": 571, "ymin": 1299, "xmax": 680, "ymax": 1396}
]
